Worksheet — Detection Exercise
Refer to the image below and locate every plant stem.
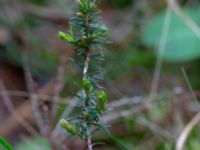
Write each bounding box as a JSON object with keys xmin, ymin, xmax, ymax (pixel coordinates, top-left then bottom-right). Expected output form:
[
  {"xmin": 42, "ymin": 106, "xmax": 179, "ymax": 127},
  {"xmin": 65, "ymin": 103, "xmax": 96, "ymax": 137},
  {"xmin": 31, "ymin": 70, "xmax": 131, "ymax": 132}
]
[
  {"xmin": 83, "ymin": 14, "xmax": 90, "ymax": 80},
  {"xmin": 83, "ymin": 44, "xmax": 92, "ymax": 150},
  {"xmin": 83, "ymin": 13, "xmax": 93, "ymax": 150},
  {"xmin": 83, "ymin": 48, "xmax": 90, "ymax": 80},
  {"xmin": 87, "ymin": 125, "xmax": 93, "ymax": 150},
  {"xmin": 87, "ymin": 127, "xmax": 93, "ymax": 150}
]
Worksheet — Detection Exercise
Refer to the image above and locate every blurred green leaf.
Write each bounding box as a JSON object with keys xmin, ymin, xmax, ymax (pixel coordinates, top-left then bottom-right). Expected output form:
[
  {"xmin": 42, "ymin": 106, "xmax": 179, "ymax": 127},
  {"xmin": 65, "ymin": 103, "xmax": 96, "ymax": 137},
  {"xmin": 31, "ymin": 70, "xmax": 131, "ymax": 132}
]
[
  {"xmin": 0, "ymin": 137, "xmax": 14, "ymax": 150},
  {"xmin": 143, "ymin": 8, "xmax": 200, "ymax": 62},
  {"xmin": 16, "ymin": 136, "xmax": 51, "ymax": 150}
]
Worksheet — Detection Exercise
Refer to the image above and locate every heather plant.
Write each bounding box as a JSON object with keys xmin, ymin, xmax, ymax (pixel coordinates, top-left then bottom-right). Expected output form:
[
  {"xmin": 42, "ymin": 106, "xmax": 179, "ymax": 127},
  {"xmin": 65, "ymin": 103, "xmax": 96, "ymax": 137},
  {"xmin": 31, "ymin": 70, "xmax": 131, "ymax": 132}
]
[{"xmin": 58, "ymin": 0, "xmax": 109, "ymax": 149}]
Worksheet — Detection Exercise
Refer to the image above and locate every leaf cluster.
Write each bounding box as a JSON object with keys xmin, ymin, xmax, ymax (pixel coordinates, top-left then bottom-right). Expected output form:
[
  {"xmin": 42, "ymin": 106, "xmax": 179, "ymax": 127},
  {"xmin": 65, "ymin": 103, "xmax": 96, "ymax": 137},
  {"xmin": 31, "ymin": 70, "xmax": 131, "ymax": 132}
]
[{"xmin": 58, "ymin": 0, "xmax": 110, "ymax": 144}]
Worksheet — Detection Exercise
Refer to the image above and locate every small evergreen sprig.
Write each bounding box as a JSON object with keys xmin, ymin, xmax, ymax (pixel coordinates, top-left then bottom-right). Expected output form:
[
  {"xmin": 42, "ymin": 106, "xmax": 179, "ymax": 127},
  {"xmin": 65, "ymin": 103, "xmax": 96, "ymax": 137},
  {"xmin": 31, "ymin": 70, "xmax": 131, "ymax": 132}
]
[{"xmin": 58, "ymin": 0, "xmax": 109, "ymax": 149}]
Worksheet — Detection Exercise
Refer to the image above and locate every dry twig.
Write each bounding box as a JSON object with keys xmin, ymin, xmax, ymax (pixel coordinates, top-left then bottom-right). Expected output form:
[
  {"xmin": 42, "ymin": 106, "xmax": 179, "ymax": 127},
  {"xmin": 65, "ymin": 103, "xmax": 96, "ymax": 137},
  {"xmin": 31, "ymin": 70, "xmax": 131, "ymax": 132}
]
[
  {"xmin": 51, "ymin": 52, "xmax": 67, "ymax": 123},
  {"xmin": 24, "ymin": 68, "xmax": 46, "ymax": 135},
  {"xmin": 176, "ymin": 112, "xmax": 200, "ymax": 150},
  {"xmin": 0, "ymin": 80, "xmax": 37, "ymax": 135}
]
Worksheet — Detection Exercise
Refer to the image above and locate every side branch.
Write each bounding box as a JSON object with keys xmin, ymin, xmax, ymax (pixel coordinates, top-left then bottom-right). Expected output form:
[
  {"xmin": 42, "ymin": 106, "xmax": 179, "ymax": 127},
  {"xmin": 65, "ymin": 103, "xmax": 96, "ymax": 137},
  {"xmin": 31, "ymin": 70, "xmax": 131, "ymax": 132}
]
[{"xmin": 83, "ymin": 13, "xmax": 93, "ymax": 150}]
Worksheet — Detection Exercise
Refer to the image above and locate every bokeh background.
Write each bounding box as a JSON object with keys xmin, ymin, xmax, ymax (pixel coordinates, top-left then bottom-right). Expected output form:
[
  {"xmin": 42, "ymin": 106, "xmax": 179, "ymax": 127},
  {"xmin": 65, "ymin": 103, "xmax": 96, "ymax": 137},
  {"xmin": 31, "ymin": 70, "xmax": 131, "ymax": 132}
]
[{"xmin": 0, "ymin": 0, "xmax": 200, "ymax": 149}]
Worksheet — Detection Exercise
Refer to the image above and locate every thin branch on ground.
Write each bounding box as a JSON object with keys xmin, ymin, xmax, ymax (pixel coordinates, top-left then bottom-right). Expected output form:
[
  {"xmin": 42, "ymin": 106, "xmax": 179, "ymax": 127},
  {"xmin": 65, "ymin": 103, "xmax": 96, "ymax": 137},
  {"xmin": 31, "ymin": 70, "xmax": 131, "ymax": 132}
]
[
  {"xmin": 0, "ymin": 78, "xmax": 64, "ymax": 136},
  {"xmin": 50, "ymin": 52, "xmax": 67, "ymax": 131},
  {"xmin": 175, "ymin": 66, "xmax": 200, "ymax": 150},
  {"xmin": 0, "ymin": 90, "xmax": 69, "ymax": 104},
  {"xmin": 181, "ymin": 67, "xmax": 199, "ymax": 105},
  {"xmin": 0, "ymin": 94, "xmax": 167, "ymax": 138},
  {"xmin": 176, "ymin": 112, "xmax": 200, "ymax": 150},
  {"xmin": 0, "ymin": 80, "xmax": 38, "ymax": 135},
  {"xmin": 52, "ymin": 95, "xmax": 172, "ymax": 144},
  {"xmin": 23, "ymin": 60, "xmax": 45, "ymax": 135}
]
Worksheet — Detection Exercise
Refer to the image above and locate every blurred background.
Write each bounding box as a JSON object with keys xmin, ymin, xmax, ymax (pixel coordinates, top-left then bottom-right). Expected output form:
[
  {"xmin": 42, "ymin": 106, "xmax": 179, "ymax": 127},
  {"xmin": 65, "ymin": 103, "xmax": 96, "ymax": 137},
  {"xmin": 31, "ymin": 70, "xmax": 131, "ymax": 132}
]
[{"xmin": 0, "ymin": 0, "xmax": 200, "ymax": 149}]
